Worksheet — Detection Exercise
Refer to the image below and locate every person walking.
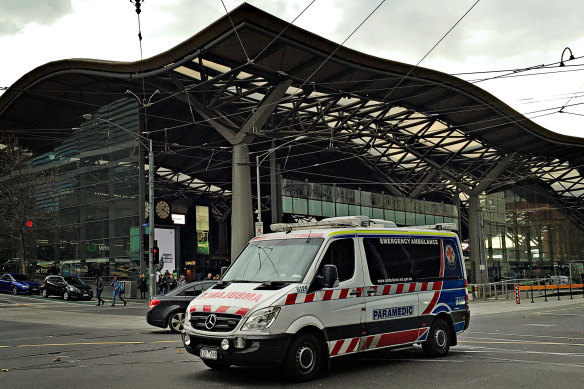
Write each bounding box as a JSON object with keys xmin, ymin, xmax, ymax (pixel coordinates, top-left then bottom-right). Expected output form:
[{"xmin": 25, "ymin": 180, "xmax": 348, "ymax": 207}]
[
  {"xmin": 48, "ymin": 262, "xmax": 60, "ymax": 275},
  {"xmin": 157, "ymin": 274, "xmax": 168, "ymax": 295},
  {"xmin": 110, "ymin": 276, "xmax": 126, "ymax": 306},
  {"xmin": 168, "ymin": 274, "xmax": 177, "ymax": 291},
  {"xmin": 95, "ymin": 275, "xmax": 105, "ymax": 306},
  {"xmin": 177, "ymin": 275, "xmax": 186, "ymax": 287},
  {"xmin": 138, "ymin": 273, "xmax": 147, "ymax": 299}
]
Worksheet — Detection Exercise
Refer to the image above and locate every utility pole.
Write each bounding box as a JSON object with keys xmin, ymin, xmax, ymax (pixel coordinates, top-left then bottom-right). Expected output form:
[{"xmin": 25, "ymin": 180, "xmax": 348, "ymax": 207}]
[{"xmin": 148, "ymin": 139, "xmax": 156, "ymax": 297}]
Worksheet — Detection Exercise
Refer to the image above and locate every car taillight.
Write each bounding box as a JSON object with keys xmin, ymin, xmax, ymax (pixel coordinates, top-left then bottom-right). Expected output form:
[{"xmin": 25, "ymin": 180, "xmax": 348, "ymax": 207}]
[{"xmin": 149, "ymin": 299, "xmax": 161, "ymax": 309}]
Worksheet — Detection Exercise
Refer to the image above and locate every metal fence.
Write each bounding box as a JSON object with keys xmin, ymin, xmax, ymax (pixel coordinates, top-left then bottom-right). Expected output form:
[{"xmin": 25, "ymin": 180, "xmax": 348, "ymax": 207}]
[{"xmin": 469, "ymin": 278, "xmax": 584, "ymax": 301}]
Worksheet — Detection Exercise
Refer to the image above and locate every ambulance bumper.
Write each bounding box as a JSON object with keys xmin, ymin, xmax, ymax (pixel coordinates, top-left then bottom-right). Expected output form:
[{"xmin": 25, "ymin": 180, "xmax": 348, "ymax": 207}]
[{"xmin": 182, "ymin": 332, "xmax": 292, "ymax": 367}]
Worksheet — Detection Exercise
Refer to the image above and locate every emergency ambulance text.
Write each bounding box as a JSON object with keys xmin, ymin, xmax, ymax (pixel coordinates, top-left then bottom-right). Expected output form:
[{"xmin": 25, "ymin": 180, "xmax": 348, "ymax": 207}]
[{"xmin": 379, "ymin": 238, "xmax": 438, "ymax": 245}]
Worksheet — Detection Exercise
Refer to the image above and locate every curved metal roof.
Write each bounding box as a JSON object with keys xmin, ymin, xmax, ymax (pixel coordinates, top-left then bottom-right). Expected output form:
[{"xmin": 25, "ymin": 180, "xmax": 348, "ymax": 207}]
[{"xmin": 2, "ymin": 2, "xmax": 584, "ymax": 228}]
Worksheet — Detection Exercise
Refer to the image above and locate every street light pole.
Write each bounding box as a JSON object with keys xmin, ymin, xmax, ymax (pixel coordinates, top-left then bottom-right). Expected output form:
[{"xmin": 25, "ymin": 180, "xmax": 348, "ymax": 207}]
[
  {"xmin": 148, "ymin": 139, "xmax": 156, "ymax": 297},
  {"xmin": 255, "ymin": 135, "xmax": 307, "ymax": 235},
  {"xmin": 83, "ymin": 113, "xmax": 156, "ymax": 296}
]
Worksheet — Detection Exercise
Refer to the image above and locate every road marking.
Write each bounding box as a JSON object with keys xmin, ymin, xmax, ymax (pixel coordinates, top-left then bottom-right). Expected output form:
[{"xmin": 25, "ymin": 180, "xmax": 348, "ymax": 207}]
[
  {"xmin": 459, "ymin": 340, "xmax": 583, "ymax": 346},
  {"xmin": 0, "ymin": 339, "xmax": 182, "ymax": 348},
  {"xmin": 466, "ymin": 331, "xmax": 584, "ymax": 341},
  {"xmin": 524, "ymin": 324, "xmax": 556, "ymax": 327},
  {"xmin": 18, "ymin": 341, "xmax": 147, "ymax": 347}
]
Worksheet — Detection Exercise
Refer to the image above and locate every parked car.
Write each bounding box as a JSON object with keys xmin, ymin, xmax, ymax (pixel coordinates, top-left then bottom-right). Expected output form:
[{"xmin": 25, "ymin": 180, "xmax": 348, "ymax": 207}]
[
  {"xmin": 147, "ymin": 280, "xmax": 216, "ymax": 333},
  {"xmin": 548, "ymin": 275, "xmax": 570, "ymax": 284},
  {"xmin": 0, "ymin": 273, "xmax": 41, "ymax": 295},
  {"xmin": 41, "ymin": 275, "xmax": 93, "ymax": 300}
]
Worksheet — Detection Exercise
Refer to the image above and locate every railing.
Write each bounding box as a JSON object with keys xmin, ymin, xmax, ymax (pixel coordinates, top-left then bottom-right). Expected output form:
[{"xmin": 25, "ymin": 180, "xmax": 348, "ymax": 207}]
[{"xmin": 469, "ymin": 278, "xmax": 584, "ymax": 302}]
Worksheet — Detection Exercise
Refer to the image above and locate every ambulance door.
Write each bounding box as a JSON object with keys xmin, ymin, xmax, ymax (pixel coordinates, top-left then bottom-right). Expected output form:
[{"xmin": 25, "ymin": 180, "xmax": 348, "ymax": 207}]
[
  {"xmin": 361, "ymin": 235, "xmax": 420, "ymax": 351},
  {"xmin": 311, "ymin": 237, "xmax": 365, "ymax": 358}
]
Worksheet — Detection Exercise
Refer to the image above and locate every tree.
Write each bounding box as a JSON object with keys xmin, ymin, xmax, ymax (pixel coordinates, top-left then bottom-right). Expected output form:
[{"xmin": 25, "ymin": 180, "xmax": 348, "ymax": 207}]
[{"xmin": 0, "ymin": 133, "xmax": 50, "ymax": 274}]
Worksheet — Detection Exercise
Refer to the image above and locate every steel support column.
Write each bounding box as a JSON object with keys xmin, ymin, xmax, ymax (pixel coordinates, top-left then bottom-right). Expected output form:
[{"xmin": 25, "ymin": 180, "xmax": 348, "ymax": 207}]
[
  {"xmin": 469, "ymin": 194, "xmax": 488, "ymax": 284},
  {"xmin": 231, "ymin": 144, "xmax": 253, "ymax": 260}
]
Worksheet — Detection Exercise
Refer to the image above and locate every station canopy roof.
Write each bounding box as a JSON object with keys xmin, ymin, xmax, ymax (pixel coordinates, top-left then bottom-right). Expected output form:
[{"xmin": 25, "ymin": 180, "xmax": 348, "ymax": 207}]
[{"xmin": 2, "ymin": 3, "xmax": 584, "ymax": 228}]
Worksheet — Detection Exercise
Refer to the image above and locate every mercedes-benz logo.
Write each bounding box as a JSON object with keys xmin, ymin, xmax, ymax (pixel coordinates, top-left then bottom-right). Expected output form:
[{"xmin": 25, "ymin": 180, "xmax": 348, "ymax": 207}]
[{"xmin": 205, "ymin": 314, "xmax": 217, "ymax": 330}]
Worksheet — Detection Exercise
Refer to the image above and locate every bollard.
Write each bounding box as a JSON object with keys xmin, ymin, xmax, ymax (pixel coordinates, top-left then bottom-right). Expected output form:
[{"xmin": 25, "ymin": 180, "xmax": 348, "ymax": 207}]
[
  {"xmin": 543, "ymin": 283, "xmax": 548, "ymax": 302},
  {"xmin": 557, "ymin": 280, "xmax": 561, "ymax": 300},
  {"xmin": 530, "ymin": 285, "xmax": 534, "ymax": 303},
  {"xmin": 569, "ymin": 282, "xmax": 573, "ymax": 299}
]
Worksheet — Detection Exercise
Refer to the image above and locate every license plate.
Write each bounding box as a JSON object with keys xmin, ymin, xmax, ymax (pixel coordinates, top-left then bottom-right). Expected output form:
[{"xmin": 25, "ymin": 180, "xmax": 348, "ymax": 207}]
[
  {"xmin": 82, "ymin": 293, "xmax": 89, "ymax": 296},
  {"xmin": 200, "ymin": 349, "xmax": 217, "ymax": 360}
]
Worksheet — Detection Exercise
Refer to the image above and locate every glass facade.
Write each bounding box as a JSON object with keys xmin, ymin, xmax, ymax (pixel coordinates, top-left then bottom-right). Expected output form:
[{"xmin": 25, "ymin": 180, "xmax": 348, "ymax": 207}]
[
  {"xmin": 0, "ymin": 99, "xmax": 141, "ymax": 278},
  {"xmin": 282, "ymin": 179, "xmax": 458, "ymax": 226},
  {"xmin": 482, "ymin": 191, "xmax": 584, "ymax": 282}
]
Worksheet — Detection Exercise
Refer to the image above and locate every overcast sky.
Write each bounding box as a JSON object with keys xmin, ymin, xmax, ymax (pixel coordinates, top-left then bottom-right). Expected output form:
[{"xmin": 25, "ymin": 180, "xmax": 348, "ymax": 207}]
[{"xmin": 2, "ymin": 0, "xmax": 584, "ymax": 137}]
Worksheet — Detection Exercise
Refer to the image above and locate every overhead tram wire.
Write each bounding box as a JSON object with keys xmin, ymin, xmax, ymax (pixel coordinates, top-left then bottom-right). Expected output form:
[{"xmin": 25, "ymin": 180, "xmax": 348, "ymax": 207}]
[
  {"xmin": 165, "ymin": 0, "xmax": 317, "ymax": 132},
  {"xmin": 221, "ymin": 0, "xmax": 249, "ymax": 62},
  {"xmin": 250, "ymin": 0, "xmax": 316, "ymax": 63},
  {"xmin": 381, "ymin": 0, "xmax": 481, "ymax": 103},
  {"xmin": 291, "ymin": 0, "xmax": 387, "ymax": 98}
]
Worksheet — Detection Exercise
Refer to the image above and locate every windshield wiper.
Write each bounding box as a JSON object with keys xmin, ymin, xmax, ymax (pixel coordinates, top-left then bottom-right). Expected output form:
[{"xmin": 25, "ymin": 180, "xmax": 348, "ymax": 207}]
[
  {"xmin": 260, "ymin": 280, "xmax": 289, "ymax": 286},
  {"xmin": 225, "ymin": 280, "xmax": 258, "ymax": 283}
]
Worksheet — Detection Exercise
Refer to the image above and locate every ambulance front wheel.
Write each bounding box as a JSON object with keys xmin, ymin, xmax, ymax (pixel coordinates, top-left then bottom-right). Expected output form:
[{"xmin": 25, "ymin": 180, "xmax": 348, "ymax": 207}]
[
  {"xmin": 422, "ymin": 318, "xmax": 451, "ymax": 357},
  {"xmin": 283, "ymin": 333, "xmax": 323, "ymax": 382}
]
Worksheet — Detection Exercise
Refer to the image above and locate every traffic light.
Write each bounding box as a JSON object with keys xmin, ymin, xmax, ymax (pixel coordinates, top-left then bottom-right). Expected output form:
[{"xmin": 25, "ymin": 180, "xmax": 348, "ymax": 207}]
[{"xmin": 152, "ymin": 247, "xmax": 159, "ymax": 264}]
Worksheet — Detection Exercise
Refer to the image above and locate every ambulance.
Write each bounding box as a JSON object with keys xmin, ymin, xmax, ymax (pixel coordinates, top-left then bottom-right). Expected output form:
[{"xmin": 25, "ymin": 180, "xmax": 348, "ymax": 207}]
[{"xmin": 181, "ymin": 216, "xmax": 470, "ymax": 381}]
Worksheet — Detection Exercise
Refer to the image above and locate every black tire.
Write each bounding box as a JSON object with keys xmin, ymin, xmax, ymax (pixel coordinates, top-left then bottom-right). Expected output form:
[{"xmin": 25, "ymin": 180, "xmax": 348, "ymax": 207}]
[
  {"xmin": 167, "ymin": 311, "xmax": 185, "ymax": 333},
  {"xmin": 202, "ymin": 360, "xmax": 230, "ymax": 370},
  {"xmin": 12, "ymin": 286, "xmax": 19, "ymax": 295},
  {"xmin": 63, "ymin": 291, "xmax": 70, "ymax": 301},
  {"xmin": 422, "ymin": 318, "xmax": 451, "ymax": 357},
  {"xmin": 283, "ymin": 333, "xmax": 323, "ymax": 382},
  {"xmin": 42, "ymin": 289, "xmax": 49, "ymax": 298}
]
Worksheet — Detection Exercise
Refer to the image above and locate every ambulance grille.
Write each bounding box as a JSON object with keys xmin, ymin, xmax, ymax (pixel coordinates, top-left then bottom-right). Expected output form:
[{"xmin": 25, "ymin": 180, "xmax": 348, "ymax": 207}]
[{"xmin": 190, "ymin": 312, "xmax": 241, "ymax": 332}]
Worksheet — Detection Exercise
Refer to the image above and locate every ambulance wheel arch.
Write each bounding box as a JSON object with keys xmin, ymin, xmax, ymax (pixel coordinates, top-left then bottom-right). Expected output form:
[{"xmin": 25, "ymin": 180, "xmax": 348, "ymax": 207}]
[
  {"xmin": 283, "ymin": 327, "xmax": 328, "ymax": 382},
  {"xmin": 285, "ymin": 314, "xmax": 326, "ymax": 335},
  {"xmin": 423, "ymin": 313, "xmax": 456, "ymax": 357}
]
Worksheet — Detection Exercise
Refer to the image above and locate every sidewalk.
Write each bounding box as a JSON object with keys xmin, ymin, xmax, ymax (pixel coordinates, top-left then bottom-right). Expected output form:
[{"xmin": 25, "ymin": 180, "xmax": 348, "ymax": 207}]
[{"xmin": 469, "ymin": 293, "xmax": 584, "ymax": 316}]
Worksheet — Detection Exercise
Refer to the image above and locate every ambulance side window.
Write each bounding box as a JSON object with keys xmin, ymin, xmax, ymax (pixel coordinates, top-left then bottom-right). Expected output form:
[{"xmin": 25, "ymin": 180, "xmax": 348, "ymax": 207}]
[
  {"xmin": 317, "ymin": 239, "xmax": 355, "ymax": 283},
  {"xmin": 363, "ymin": 238, "xmax": 442, "ymax": 284},
  {"xmin": 363, "ymin": 238, "xmax": 412, "ymax": 284}
]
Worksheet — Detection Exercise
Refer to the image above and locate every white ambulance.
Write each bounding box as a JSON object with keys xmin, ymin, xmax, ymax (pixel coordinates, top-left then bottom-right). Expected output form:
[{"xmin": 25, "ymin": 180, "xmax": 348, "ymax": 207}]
[{"xmin": 181, "ymin": 216, "xmax": 470, "ymax": 381}]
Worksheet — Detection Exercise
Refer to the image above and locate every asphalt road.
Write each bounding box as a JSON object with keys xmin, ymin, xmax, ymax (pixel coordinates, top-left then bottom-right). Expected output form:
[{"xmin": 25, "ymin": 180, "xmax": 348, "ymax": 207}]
[{"xmin": 0, "ymin": 293, "xmax": 583, "ymax": 388}]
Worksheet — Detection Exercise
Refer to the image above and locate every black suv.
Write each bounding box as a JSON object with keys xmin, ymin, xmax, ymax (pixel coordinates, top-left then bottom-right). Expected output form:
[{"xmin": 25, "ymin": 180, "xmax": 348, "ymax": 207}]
[
  {"xmin": 41, "ymin": 275, "xmax": 94, "ymax": 301},
  {"xmin": 147, "ymin": 280, "xmax": 216, "ymax": 333}
]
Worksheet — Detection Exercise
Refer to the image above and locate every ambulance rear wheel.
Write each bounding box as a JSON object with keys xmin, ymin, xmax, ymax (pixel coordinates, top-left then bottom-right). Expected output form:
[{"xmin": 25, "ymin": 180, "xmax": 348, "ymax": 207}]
[
  {"xmin": 422, "ymin": 318, "xmax": 451, "ymax": 357},
  {"xmin": 283, "ymin": 333, "xmax": 323, "ymax": 382}
]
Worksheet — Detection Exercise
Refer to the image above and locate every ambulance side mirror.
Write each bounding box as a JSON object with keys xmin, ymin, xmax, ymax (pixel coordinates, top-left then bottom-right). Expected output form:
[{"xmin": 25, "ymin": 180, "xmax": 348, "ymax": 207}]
[
  {"xmin": 220, "ymin": 266, "xmax": 228, "ymax": 278},
  {"xmin": 322, "ymin": 264, "xmax": 339, "ymax": 288}
]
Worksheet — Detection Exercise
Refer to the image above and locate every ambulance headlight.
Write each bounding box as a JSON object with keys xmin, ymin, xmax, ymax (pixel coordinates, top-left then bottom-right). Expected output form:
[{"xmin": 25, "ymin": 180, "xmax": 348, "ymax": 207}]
[{"xmin": 241, "ymin": 307, "xmax": 280, "ymax": 331}]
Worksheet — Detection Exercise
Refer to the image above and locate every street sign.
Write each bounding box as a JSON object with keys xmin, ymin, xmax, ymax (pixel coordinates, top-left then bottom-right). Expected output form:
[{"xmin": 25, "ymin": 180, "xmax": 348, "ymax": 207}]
[
  {"xmin": 514, "ymin": 284, "xmax": 521, "ymax": 304},
  {"xmin": 255, "ymin": 222, "xmax": 263, "ymax": 236}
]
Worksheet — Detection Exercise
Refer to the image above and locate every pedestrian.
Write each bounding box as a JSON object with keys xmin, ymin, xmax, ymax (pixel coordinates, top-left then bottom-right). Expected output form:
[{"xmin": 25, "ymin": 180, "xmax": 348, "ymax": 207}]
[
  {"xmin": 138, "ymin": 273, "xmax": 148, "ymax": 299},
  {"xmin": 95, "ymin": 274, "xmax": 105, "ymax": 306},
  {"xmin": 168, "ymin": 274, "xmax": 177, "ymax": 291},
  {"xmin": 177, "ymin": 275, "xmax": 186, "ymax": 287},
  {"xmin": 206, "ymin": 272, "xmax": 213, "ymax": 281},
  {"xmin": 158, "ymin": 274, "xmax": 168, "ymax": 295},
  {"xmin": 110, "ymin": 276, "xmax": 126, "ymax": 306},
  {"xmin": 213, "ymin": 274, "xmax": 220, "ymax": 280},
  {"xmin": 48, "ymin": 262, "xmax": 60, "ymax": 275}
]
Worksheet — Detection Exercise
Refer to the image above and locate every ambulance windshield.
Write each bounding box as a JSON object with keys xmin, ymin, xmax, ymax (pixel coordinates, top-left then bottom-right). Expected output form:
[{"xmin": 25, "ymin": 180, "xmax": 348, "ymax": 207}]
[{"xmin": 223, "ymin": 237, "xmax": 324, "ymax": 283}]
